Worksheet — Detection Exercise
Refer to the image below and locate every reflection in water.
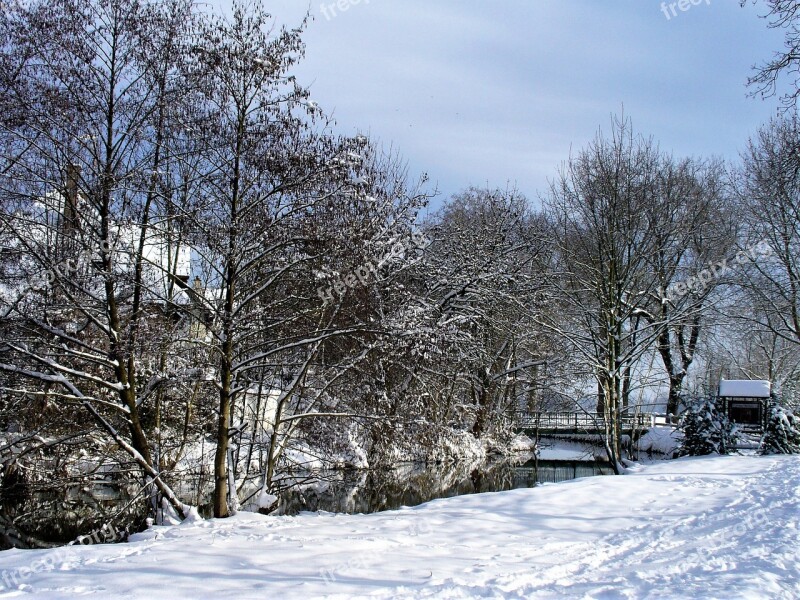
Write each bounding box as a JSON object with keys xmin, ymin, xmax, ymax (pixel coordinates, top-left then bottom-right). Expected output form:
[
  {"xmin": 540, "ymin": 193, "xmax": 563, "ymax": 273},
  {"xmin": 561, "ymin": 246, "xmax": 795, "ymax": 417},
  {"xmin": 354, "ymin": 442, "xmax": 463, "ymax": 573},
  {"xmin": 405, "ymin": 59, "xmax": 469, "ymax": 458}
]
[
  {"xmin": 271, "ymin": 458, "xmax": 611, "ymax": 516},
  {"xmin": 0, "ymin": 485, "xmax": 145, "ymax": 550},
  {"xmin": 1, "ymin": 457, "xmax": 610, "ymax": 549}
]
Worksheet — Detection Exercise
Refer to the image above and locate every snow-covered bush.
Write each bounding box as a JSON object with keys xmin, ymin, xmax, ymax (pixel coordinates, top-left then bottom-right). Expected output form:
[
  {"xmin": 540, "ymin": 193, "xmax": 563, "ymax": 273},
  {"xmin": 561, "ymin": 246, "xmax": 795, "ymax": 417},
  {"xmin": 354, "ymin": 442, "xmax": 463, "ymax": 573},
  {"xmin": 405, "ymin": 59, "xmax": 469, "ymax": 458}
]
[
  {"xmin": 678, "ymin": 398, "xmax": 737, "ymax": 456},
  {"xmin": 760, "ymin": 405, "xmax": 800, "ymax": 455}
]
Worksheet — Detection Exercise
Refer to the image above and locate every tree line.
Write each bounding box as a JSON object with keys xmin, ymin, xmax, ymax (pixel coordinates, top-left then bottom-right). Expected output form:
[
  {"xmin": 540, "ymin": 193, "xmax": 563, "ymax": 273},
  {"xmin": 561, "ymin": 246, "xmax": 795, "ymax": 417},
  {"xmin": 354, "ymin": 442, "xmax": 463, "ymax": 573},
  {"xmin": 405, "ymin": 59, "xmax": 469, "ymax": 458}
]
[{"xmin": 0, "ymin": 0, "xmax": 798, "ymax": 521}]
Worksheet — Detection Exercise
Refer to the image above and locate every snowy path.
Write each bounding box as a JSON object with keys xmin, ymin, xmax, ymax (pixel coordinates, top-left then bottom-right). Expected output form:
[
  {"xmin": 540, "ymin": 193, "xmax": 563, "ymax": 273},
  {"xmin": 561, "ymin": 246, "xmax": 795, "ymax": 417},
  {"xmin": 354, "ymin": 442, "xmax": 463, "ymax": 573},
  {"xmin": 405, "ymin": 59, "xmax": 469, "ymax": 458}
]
[{"xmin": 0, "ymin": 455, "xmax": 797, "ymax": 599}]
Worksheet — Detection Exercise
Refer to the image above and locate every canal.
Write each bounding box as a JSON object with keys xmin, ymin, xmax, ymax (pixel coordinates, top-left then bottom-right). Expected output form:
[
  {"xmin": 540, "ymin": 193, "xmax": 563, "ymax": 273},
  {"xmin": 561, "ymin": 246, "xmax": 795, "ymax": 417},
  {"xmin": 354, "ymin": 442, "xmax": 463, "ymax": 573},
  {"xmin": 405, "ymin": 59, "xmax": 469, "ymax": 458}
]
[{"xmin": 1, "ymin": 448, "xmax": 612, "ymax": 549}]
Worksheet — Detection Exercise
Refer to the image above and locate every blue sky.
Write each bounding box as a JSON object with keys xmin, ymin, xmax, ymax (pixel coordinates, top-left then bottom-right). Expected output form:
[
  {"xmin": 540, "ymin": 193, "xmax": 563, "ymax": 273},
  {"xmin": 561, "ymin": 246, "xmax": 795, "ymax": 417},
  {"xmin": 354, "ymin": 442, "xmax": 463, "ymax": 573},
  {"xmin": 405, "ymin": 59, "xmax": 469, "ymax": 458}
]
[{"xmin": 220, "ymin": 1, "xmax": 786, "ymax": 209}]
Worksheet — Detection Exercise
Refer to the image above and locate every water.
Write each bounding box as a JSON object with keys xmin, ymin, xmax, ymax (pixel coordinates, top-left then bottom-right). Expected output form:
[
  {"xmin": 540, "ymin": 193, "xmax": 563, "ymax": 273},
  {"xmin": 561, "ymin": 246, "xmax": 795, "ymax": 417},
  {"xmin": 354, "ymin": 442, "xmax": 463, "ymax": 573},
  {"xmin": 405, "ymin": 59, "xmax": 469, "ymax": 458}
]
[
  {"xmin": 0, "ymin": 484, "xmax": 146, "ymax": 550},
  {"xmin": 252, "ymin": 456, "xmax": 612, "ymax": 515},
  {"xmin": 1, "ymin": 456, "xmax": 611, "ymax": 549}
]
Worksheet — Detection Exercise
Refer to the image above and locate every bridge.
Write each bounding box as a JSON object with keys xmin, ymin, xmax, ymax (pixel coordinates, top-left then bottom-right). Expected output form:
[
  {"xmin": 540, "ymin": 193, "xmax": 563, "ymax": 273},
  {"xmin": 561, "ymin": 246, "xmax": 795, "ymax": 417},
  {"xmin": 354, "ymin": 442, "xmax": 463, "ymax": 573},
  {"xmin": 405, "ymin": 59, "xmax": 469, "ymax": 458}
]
[{"xmin": 515, "ymin": 412, "xmax": 658, "ymax": 436}]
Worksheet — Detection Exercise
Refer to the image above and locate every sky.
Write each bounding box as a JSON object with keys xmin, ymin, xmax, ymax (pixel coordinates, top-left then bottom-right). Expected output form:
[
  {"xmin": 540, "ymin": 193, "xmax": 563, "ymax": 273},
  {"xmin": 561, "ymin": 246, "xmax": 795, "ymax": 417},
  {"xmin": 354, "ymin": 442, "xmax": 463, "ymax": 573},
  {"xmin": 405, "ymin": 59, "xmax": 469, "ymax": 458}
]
[{"xmin": 218, "ymin": 1, "xmax": 786, "ymax": 211}]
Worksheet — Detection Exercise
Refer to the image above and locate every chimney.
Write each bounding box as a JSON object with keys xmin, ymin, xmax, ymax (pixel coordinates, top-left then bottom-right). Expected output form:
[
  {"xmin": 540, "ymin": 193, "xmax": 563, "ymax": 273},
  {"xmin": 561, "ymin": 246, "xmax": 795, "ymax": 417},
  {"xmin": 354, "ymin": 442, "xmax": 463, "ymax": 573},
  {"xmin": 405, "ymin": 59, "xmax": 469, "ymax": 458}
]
[{"xmin": 64, "ymin": 164, "xmax": 81, "ymax": 232}]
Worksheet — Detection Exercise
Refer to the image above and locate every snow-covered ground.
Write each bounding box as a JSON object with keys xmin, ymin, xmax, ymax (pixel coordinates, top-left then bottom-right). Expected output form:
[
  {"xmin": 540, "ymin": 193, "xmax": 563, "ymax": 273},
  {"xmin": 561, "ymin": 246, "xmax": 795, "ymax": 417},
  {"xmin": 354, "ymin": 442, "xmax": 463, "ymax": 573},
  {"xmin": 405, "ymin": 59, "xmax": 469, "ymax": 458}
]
[{"xmin": 0, "ymin": 455, "xmax": 797, "ymax": 599}]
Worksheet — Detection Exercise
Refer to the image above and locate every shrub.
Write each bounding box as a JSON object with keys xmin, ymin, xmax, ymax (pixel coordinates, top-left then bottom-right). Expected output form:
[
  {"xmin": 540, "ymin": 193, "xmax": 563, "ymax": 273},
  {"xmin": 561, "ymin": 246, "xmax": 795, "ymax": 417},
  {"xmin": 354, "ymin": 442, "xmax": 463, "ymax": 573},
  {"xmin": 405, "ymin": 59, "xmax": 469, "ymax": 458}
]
[
  {"xmin": 760, "ymin": 404, "xmax": 800, "ymax": 455},
  {"xmin": 678, "ymin": 398, "xmax": 738, "ymax": 456}
]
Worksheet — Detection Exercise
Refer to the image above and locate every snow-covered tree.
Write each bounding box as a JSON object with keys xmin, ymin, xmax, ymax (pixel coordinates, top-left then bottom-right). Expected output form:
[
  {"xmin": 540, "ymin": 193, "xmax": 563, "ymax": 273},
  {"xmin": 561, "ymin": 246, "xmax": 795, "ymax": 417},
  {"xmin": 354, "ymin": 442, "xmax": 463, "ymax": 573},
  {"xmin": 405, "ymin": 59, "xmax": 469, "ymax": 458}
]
[
  {"xmin": 416, "ymin": 188, "xmax": 552, "ymax": 441},
  {"xmin": 174, "ymin": 3, "xmax": 436, "ymax": 515},
  {"xmin": 0, "ymin": 0, "xmax": 197, "ymax": 519},
  {"xmin": 735, "ymin": 116, "xmax": 800, "ymax": 353},
  {"xmin": 678, "ymin": 398, "xmax": 738, "ymax": 456},
  {"xmin": 644, "ymin": 159, "xmax": 736, "ymax": 416},
  {"xmin": 760, "ymin": 403, "xmax": 800, "ymax": 454},
  {"xmin": 542, "ymin": 117, "xmax": 683, "ymax": 471}
]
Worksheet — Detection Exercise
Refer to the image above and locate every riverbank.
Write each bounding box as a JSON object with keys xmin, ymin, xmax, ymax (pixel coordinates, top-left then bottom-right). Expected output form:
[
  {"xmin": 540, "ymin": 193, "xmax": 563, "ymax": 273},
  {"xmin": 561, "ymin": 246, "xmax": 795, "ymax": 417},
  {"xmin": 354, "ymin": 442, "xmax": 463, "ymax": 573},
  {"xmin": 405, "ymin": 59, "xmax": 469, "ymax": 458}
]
[{"xmin": 0, "ymin": 454, "xmax": 797, "ymax": 599}]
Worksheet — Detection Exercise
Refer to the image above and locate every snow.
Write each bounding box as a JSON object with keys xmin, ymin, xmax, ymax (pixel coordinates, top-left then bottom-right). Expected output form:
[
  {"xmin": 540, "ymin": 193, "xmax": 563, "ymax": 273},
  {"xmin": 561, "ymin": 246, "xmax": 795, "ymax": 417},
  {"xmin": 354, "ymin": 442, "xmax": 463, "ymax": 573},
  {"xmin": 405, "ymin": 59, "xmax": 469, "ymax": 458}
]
[
  {"xmin": 719, "ymin": 379, "xmax": 771, "ymax": 398},
  {"xmin": 508, "ymin": 433, "xmax": 535, "ymax": 452},
  {"xmin": 0, "ymin": 455, "xmax": 797, "ymax": 598},
  {"xmin": 256, "ymin": 491, "xmax": 278, "ymax": 510},
  {"xmin": 636, "ymin": 425, "xmax": 683, "ymax": 456},
  {"xmin": 344, "ymin": 429, "xmax": 369, "ymax": 469},
  {"xmin": 538, "ymin": 440, "xmax": 601, "ymax": 461}
]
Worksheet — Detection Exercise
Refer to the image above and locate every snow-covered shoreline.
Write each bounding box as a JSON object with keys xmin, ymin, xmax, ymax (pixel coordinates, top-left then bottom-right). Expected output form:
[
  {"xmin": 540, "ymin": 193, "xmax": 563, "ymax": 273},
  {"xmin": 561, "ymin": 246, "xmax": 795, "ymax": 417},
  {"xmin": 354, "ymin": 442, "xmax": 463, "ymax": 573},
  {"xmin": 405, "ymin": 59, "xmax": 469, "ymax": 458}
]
[{"xmin": 0, "ymin": 454, "xmax": 797, "ymax": 599}]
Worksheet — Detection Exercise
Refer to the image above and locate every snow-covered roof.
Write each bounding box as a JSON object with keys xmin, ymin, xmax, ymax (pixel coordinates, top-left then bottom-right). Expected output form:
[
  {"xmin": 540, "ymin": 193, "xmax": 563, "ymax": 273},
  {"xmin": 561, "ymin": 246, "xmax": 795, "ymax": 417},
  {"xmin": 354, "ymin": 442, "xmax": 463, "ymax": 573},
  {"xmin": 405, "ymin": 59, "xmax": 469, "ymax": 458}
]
[
  {"xmin": 718, "ymin": 380, "xmax": 771, "ymax": 399},
  {"xmin": 140, "ymin": 237, "xmax": 191, "ymax": 279},
  {"xmin": 116, "ymin": 223, "xmax": 191, "ymax": 279}
]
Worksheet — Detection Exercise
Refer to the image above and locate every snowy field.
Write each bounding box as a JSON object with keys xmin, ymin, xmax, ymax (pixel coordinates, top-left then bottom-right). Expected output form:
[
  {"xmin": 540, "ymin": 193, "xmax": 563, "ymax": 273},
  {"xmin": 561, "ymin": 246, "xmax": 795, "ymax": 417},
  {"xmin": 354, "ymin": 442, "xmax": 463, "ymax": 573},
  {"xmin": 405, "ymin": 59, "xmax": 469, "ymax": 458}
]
[{"xmin": 0, "ymin": 455, "xmax": 797, "ymax": 599}]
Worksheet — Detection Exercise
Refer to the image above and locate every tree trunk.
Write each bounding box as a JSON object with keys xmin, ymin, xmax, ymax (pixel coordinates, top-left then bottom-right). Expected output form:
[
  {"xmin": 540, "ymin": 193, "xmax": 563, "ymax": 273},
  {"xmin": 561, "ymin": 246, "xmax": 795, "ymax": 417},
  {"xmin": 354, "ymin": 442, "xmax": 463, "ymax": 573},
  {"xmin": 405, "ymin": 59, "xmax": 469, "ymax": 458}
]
[{"xmin": 213, "ymin": 363, "xmax": 232, "ymax": 518}]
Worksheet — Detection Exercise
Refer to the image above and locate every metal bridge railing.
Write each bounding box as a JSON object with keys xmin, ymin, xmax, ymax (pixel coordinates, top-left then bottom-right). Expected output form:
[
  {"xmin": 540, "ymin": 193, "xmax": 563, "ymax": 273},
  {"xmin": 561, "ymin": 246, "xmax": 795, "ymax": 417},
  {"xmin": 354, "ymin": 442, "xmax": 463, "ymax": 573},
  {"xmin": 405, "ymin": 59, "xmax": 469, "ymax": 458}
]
[{"xmin": 516, "ymin": 412, "xmax": 655, "ymax": 431}]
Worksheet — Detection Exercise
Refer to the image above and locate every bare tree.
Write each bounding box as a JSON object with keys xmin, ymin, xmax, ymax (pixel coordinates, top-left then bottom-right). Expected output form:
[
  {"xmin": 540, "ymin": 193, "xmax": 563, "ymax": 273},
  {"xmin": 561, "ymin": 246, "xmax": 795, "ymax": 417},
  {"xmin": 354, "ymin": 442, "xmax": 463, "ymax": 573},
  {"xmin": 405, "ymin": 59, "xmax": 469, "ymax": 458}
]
[
  {"xmin": 742, "ymin": 0, "xmax": 800, "ymax": 108},
  {"xmin": 718, "ymin": 114, "xmax": 800, "ymax": 405},
  {"xmin": 542, "ymin": 117, "xmax": 678, "ymax": 470},
  {"xmin": 0, "ymin": 0, "xmax": 197, "ymax": 519},
  {"xmin": 645, "ymin": 158, "xmax": 736, "ymax": 416},
  {"xmin": 737, "ymin": 115, "xmax": 800, "ymax": 348},
  {"xmin": 177, "ymin": 2, "xmax": 435, "ymax": 516}
]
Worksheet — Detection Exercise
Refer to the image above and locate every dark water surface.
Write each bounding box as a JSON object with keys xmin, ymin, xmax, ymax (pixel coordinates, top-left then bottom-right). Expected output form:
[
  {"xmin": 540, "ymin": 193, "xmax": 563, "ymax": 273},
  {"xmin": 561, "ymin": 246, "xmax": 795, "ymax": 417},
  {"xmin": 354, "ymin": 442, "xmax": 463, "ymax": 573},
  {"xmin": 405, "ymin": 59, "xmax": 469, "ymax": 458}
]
[
  {"xmin": 271, "ymin": 458, "xmax": 612, "ymax": 516},
  {"xmin": 1, "ymin": 456, "xmax": 611, "ymax": 549}
]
